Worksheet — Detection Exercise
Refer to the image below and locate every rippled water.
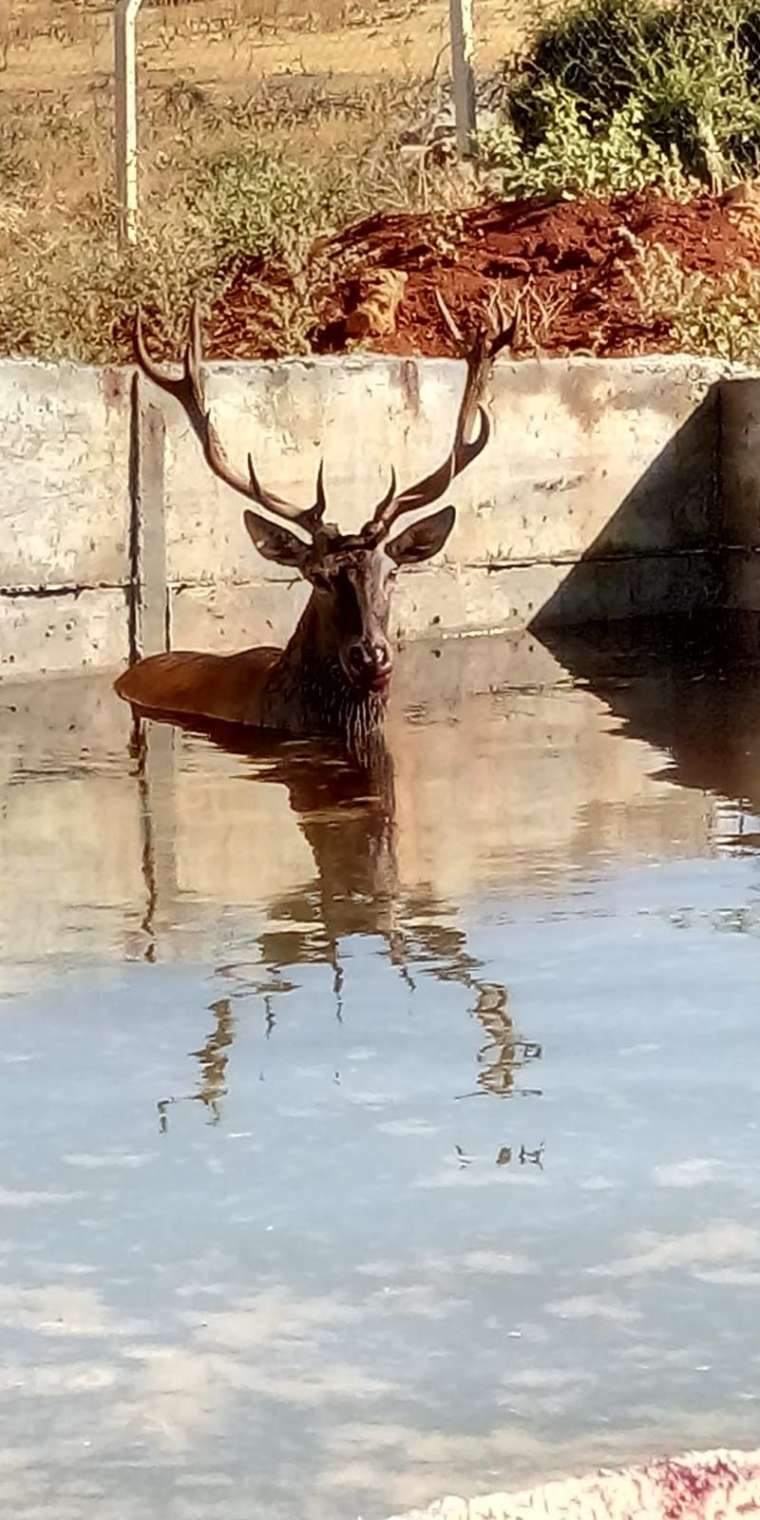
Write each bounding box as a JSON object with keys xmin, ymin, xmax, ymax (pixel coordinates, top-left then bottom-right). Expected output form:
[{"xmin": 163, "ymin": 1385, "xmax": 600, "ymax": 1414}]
[{"xmin": 1, "ymin": 618, "xmax": 760, "ymax": 1520}]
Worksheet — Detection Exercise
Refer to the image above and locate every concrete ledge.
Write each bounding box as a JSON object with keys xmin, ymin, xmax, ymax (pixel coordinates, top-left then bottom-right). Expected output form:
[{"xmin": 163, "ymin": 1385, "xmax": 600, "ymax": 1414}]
[
  {"xmin": 394, "ymin": 550, "xmax": 723, "ymax": 634},
  {"xmin": 169, "ymin": 576, "xmax": 309, "ymax": 652},
  {"xmin": 0, "ymin": 589, "xmax": 129, "ymax": 679},
  {"xmin": 0, "ymin": 352, "xmax": 756, "ymax": 678},
  {"xmin": 721, "ymin": 377, "xmax": 760, "ymax": 548},
  {"xmin": 0, "ymin": 362, "xmax": 131, "ymax": 589},
  {"xmin": 163, "ymin": 356, "xmax": 724, "ymax": 579}
]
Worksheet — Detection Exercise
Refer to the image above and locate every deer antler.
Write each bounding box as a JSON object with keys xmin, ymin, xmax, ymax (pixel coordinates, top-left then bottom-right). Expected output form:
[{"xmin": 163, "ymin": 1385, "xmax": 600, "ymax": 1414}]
[
  {"xmin": 360, "ymin": 291, "xmax": 514, "ymax": 546},
  {"xmin": 134, "ymin": 301, "xmax": 327, "ymax": 535}
]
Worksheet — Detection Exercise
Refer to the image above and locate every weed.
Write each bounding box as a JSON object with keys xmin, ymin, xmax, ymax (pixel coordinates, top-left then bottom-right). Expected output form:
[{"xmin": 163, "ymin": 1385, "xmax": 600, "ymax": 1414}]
[
  {"xmin": 482, "ymin": 89, "xmax": 696, "ymax": 197},
  {"xmin": 623, "ymin": 234, "xmax": 760, "ymax": 360},
  {"xmin": 192, "ymin": 145, "xmax": 355, "ymax": 262},
  {"xmin": 499, "ymin": 0, "xmax": 760, "ymax": 191},
  {"xmin": 0, "ymin": 79, "xmax": 459, "ymax": 361}
]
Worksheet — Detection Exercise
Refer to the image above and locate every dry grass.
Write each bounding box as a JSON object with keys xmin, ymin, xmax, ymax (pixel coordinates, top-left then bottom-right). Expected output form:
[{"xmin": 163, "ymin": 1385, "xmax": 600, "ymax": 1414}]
[
  {"xmin": 2, "ymin": 0, "xmax": 524, "ymax": 99},
  {"xmin": 623, "ymin": 235, "xmax": 760, "ymax": 360},
  {"xmin": 0, "ymin": 78, "xmax": 487, "ymax": 361}
]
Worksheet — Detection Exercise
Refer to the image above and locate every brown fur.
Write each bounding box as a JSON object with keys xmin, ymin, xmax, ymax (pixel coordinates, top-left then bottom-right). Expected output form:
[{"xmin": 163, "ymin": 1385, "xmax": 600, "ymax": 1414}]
[
  {"xmin": 115, "ymin": 647, "xmax": 280, "ymax": 726},
  {"xmin": 114, "ymin": 549, "xmax": 392, "ymax": 748}
]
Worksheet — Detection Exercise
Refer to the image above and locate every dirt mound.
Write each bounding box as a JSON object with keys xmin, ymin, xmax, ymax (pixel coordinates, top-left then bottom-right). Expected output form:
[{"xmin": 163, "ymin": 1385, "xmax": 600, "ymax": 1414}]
[{"xmin": 207, "ymin": 187, "xmax": 760, "ymax": 361}]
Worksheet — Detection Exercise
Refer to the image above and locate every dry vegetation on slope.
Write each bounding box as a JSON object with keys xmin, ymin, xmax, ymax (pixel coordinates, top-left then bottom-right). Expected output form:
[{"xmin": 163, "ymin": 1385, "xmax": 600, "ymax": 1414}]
[
  {"xmin": 5, "ymin": 0, "xmax": 760, "ymax": 363},
  {"xmin": 0, "ymin": 0, "xmax": 525, "ymax": 360}
]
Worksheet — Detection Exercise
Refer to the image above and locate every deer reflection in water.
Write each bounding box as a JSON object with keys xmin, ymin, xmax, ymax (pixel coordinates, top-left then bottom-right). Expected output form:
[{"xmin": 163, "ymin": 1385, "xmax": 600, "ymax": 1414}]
[
  {"xmin": 130, "ymin": 713, "xmax": 541, "ymax": 1129},
  {"xmin": 156, "ymin": 996, "xmax": 235, "ymax": 1130}
]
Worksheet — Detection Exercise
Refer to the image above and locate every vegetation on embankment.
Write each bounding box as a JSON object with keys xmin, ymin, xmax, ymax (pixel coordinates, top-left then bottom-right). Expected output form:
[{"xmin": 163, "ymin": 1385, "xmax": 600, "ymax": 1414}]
[{"xmin": 4, "ymin": 0, "xmax": 760, "ymax": 361}]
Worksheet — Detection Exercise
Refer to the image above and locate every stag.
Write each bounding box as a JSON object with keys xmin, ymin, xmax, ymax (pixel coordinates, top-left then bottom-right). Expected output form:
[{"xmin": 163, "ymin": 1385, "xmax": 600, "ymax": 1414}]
[{"xmin": 114, "ymin": 299, "xmax": 508, "ymax": 752}]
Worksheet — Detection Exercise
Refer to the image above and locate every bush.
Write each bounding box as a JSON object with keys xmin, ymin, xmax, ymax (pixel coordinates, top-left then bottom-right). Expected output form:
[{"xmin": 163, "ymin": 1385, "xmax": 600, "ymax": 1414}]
[
  {"xmin": 508, "ymin": 0, "xmax": 663, "ymax": 144},
  {"xmin": 738, "ymin": 6, "xmax": 760, "ymax": 94},
  {"xmin": 193, "ymin": 148, "xmax": 355, "ymax": 263},
  {"xmin": 491, "ymin": 0, "xmax": 760, "ymax": 193},
  {"xmin": 623, "ymin": 235, "xmax": 760, "ymax": 360},
  {"xmin": 482, "ymin": 89, "xmax": 693, "ymax": 198}
]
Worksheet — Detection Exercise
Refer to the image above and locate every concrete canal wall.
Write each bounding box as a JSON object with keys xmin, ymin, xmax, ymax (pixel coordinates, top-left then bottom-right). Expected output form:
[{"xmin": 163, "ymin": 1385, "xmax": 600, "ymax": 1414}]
[{"xmin": 3, "ymin": 351, "xmax": 755, "ymax": 681}]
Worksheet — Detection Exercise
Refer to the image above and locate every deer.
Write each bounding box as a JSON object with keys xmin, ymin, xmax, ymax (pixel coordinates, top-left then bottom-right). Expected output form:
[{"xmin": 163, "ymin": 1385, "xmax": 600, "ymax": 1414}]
[{"xmin": 114, "ymin": 297, "xmax": 509, "ymax": 756}]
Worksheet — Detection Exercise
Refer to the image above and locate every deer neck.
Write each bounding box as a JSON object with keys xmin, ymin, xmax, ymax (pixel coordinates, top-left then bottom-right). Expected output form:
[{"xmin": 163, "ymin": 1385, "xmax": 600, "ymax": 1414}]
[{"xmin": 270, "ymin": 593, "xmax": 388, "ymax": 748}]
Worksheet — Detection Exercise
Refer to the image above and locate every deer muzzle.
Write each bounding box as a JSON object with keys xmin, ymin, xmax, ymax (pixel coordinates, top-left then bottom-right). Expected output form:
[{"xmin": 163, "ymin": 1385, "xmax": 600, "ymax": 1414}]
[{"xmin": 344, "ymin": 638, "xmax": 393, "ymax": 695}]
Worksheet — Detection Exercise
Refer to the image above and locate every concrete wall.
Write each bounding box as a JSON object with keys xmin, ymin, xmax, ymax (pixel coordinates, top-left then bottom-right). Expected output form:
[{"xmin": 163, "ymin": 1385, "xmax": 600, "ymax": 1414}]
[
  {"xmin": 0, "ymin": 352, "xmax": 734, "ymax": 680},
  {"xmin": 720, "ymin": 376, "xmax": 760, "ymax": 612},
  {"xmin": 0, "ymin": 362, "xmax": 133, "ymax": 679}
]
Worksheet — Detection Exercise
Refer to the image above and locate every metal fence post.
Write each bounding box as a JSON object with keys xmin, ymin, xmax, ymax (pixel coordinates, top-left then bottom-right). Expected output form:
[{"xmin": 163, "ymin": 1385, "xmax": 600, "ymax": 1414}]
[
  {"xmin": 114, "ymin": 0, "xmax": 144, "ymax": 246},
  {"xmin": 449, "ymin": 0, "xmax": 476, "ymax": 157}
]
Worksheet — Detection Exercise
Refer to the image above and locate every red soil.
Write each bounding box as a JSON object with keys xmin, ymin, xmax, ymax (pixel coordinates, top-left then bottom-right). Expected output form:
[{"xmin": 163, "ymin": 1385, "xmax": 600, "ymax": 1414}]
[{"xmin": 206, "ymin": 188, "xmax": 760, "ymax": 361}]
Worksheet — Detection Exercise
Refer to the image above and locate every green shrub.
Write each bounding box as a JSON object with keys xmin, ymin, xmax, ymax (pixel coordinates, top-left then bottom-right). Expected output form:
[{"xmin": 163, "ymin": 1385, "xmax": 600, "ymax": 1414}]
[
  {"xmin": 623, "ymin": 236, "xmax": 760, "ymax": 360},
  {"xmin": 629, "ymin": 4, "xmax": 760, "ymax": 184},
  {"xmin": 495, "ymin": 0, "xmax": 760, "ymax": 192},
  {"xmin": 737, "ymin": 6, "xmax": 760, "ymax": 93},
  {"xmin": 508, "ymin": 0, "xmax": 662, "ymax": 144},
  {"xmin": 482, "ymin": 88, "xmax": 693, "ymax": 197},
  {"xmin": 191, "ymin": 147, "xmax": 359, "ymax": 263}
]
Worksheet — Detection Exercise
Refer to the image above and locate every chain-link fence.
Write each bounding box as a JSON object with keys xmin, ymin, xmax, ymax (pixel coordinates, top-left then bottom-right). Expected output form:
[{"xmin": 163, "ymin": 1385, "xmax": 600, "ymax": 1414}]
[
  {"xmin": 6, "ymin": 0, "xmax": 519, "ymax": 102},
  {"xmin": 1, "ymin": 0, "xmax": 520, "ymax": 225},
  {"xmin": 5, "ymin": 0, "xmax": 760, "ymax": 203}
]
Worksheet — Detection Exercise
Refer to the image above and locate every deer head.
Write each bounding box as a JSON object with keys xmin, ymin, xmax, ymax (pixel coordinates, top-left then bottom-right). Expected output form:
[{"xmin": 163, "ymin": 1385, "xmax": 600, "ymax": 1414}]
[{"xmin": 134, "ymin": 297, "xmax": 510, "ymax": 700}]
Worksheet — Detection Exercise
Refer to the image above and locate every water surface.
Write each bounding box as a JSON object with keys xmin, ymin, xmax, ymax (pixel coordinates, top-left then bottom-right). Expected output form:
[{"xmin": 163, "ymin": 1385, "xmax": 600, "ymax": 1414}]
[{"xmin": 1, "ymin": 619, "xmax": 760, "ymax": 1519}]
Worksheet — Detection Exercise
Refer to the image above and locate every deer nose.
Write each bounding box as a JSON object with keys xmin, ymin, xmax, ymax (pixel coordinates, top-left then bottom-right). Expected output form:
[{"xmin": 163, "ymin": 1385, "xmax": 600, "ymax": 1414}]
[{"xmin": 346, "ymin": 640, "xmax": 392, "ymax": 686}]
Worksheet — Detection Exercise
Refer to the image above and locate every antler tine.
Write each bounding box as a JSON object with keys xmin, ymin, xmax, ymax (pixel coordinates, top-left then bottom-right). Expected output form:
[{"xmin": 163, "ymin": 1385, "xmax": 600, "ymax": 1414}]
[
  {"xmin": 134, "ymin": 300, "xmax": 323, "ymax": 535},
  {"xmin": 184, "ymin": 297, "xmax": 205, "ymax": 402},
  {"xmin": 246, "ymin": 453, "xmax": 321, "ymax": 529},
  {"xmin": 314, "ymin": 458, "xmax": 327, "ymax": 521},
  {"xmin": 360, "ymin": 290, "xmax": 509, "ymax": 545},
  {"xmin": 376, "ymin": 466, "xmax": 397, "ymax": 517},
  {"xmin": 434, "ymin": 288, "xmax": 464, "ymax": 347},
  {"xmin": 135, "ymin": 305, "xmax": 178, "ymax": 392}
]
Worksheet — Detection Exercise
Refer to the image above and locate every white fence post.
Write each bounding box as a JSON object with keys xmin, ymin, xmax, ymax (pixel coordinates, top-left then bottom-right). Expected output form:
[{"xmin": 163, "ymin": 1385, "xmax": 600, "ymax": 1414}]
[
  {"xmin": 449, "ymin": 0, "xmax": 476, "ymax": 157},
  {"xmin": 114, "ymin": 0, "xmax": 144, "ymax": 246}
]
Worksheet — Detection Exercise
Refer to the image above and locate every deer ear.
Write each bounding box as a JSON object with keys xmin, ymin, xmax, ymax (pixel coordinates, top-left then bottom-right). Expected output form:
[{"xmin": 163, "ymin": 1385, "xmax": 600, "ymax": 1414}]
[
  {"xmin": 244, "ymin": 510, "xmax": 311, "ymax": 569},
  {"xmin": 385, "ymin": 505, "xmax": 456, "ymax": 566}
]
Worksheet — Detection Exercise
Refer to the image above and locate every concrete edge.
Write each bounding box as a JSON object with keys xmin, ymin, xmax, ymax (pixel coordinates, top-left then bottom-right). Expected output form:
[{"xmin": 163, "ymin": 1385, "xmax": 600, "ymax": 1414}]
[
  {"xmin": 385, "ymin": 1448, "xmax": 760, "ymax": 1520},
  {"xmin": 3, "ymin": 352, "xmax": 760, "ymax": 677}
]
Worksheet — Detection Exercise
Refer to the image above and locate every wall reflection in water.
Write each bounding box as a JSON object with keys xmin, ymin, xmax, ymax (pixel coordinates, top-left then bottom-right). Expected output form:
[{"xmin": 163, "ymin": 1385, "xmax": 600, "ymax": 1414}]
[
  {"xmin": 132, "ymin": 709, "xmax": 535, "ymax": 1128},
  {"xmin": 1, "ymin": 624, "xmax": 731, "ymax": 1006}
]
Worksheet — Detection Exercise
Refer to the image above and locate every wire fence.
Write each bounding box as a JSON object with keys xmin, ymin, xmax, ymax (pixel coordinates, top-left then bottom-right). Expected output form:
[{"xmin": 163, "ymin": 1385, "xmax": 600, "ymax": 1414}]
[
  {"xmin": 5, "ymin": 0, "xmax": 760, "ymax": 209},
  {"xmin": 0, "ymin": 0, "xmax": 523, "ymax": 241},
  {"xmin": 1, "ymin": 0, "xmax": 512, "ymax": 109}
]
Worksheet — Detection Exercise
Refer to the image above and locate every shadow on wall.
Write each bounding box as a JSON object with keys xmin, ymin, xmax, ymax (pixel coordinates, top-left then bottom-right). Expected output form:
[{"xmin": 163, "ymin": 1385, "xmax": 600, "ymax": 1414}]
[{"xmin": 528, "ymin": 393, "xmax": 723, "ymax": 628}]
